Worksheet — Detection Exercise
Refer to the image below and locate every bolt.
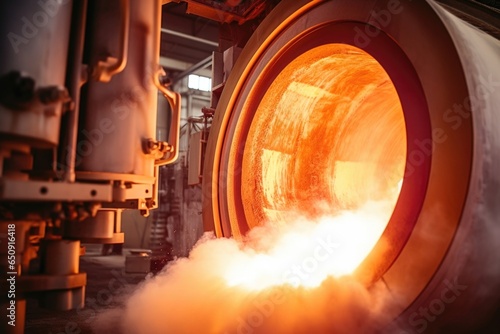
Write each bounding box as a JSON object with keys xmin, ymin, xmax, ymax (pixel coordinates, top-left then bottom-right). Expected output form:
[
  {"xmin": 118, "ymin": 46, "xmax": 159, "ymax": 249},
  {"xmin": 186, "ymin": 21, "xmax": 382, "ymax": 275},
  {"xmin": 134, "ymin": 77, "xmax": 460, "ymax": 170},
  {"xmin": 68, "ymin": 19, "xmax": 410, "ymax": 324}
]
[{"xmin": 12, "ymin": 73, "xmax": 35, "ymax": 102}]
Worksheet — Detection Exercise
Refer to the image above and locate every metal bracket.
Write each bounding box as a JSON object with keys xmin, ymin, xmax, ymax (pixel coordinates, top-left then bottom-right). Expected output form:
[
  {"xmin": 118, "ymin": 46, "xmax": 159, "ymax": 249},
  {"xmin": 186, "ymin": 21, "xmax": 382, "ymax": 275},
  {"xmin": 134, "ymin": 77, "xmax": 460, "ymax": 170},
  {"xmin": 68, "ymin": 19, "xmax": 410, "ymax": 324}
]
[{"xmin": 0, "ymin": 179, "xmax": 112, "ymax": 202}]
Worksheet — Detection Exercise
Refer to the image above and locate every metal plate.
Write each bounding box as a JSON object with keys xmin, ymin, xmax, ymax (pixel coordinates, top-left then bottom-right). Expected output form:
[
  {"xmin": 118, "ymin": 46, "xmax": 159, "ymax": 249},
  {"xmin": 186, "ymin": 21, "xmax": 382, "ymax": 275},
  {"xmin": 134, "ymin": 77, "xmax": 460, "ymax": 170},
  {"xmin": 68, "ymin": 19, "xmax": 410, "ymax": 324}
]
[{"xmin": 0, "ymin": 179, "xmax": 112, "ymax": 201}]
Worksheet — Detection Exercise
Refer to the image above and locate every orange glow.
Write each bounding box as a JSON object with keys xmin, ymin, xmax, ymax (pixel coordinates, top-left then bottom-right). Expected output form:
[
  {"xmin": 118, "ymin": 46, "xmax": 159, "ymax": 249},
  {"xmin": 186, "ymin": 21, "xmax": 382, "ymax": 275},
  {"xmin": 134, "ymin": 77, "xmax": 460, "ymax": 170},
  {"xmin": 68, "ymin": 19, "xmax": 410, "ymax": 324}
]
[
  {"xmin": 227, "ymin": 43, "xmax": 407, "ymax": 286},
  {"xmin": 224, "ymin": 192, "xmax": 401, "ymax": 290}
]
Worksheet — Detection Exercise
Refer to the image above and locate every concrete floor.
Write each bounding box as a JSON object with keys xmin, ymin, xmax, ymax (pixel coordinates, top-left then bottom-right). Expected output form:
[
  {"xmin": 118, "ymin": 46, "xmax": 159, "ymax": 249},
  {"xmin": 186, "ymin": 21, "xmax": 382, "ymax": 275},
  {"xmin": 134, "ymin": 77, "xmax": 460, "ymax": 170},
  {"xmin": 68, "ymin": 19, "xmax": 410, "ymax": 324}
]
[{"xmin": 24, "ymin": 244, "xmax": 148, "ymax": 334}]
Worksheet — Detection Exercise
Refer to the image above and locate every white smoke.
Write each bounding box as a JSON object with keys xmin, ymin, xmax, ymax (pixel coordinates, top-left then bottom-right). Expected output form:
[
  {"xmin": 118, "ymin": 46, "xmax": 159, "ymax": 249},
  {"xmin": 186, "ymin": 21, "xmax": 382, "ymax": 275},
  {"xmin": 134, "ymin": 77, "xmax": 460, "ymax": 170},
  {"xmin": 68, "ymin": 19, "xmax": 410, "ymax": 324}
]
[{"xmin": 94, "ymin": 200, "xmax": 402, "ymax": 334}]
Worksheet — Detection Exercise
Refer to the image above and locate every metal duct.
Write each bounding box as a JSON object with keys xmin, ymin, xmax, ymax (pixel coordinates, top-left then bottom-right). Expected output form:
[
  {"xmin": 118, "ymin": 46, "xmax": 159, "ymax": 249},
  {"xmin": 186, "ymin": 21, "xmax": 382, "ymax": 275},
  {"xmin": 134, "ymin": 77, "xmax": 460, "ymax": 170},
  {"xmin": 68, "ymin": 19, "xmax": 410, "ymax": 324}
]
[{"xmin": 202, "ymin": 0, "xmax": 500, "ymax": 332}]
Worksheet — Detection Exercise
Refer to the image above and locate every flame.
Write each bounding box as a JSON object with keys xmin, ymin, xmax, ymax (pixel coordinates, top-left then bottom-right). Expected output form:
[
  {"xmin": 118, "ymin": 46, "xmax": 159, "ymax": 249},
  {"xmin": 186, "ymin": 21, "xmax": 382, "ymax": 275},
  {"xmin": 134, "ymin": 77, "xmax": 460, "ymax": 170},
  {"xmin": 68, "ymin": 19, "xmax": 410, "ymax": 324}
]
[
  {"xmin": 226, "ymin": 44, "xmax": 406, "ymax": 291},
  {"xmin": 98, "ymin": 183, "xmax": 403, "ymax": 334},
  {"xmin": 224, "ymin": 191, "xmax": 399, "ymax": 291}
]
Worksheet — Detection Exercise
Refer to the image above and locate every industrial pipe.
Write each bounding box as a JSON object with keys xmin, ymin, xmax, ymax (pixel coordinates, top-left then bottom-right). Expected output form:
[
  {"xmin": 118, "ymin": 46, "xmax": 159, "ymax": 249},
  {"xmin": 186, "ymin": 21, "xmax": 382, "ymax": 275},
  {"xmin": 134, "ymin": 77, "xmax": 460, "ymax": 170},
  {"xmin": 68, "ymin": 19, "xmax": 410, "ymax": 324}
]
[{"xmin": 202, "ymin": 0, "xmax": 500, "ymax": 332}]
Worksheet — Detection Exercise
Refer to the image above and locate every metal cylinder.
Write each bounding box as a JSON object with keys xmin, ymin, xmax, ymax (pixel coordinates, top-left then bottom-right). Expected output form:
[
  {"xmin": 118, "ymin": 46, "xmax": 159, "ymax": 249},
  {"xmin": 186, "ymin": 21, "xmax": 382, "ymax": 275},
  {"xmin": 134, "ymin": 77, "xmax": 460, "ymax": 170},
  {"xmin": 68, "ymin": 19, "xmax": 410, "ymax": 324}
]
[
  {"xmin": 38, "ymin": 287, "xmax": 84, "ymax": 311},
  {"xmin": 202, "ymin": 0, "xmax": 500, "ymax": 332},
  {"xmin": 76, "ymin": 0, "xmax": 161, "ymax": 178},
  {"xmin": 0, "ymin": 1, "xmax": 73, "ymax": 147},
  {"xmin": 64, "ymin": 210, "xmax": 115, "ymax": 239},
  {"xmin": 41, "ymin": 239, "xmax": 80, "ymax": 275},
  {"xmin": 63, "ymin": 209, "xmax": 126, "ymax": 244}
]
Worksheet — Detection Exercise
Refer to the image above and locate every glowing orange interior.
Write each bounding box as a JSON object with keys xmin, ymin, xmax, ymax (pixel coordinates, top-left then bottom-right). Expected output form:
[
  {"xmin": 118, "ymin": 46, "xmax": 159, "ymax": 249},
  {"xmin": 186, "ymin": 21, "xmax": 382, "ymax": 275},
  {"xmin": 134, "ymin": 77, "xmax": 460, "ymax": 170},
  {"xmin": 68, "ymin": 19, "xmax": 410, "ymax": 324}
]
[{"xmin": 240, "ymin": 44, "xmax": 406, "ymax": 240}]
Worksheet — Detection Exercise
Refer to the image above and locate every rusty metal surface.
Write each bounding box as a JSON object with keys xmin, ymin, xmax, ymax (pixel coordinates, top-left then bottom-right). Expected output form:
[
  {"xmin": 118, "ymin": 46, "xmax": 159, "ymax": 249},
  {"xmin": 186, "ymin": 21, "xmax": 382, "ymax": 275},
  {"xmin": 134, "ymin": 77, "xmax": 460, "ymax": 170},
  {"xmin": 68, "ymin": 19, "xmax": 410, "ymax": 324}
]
[{"xmin": 183, "ymin": 0, "xmax": 270, "ymax": 24}]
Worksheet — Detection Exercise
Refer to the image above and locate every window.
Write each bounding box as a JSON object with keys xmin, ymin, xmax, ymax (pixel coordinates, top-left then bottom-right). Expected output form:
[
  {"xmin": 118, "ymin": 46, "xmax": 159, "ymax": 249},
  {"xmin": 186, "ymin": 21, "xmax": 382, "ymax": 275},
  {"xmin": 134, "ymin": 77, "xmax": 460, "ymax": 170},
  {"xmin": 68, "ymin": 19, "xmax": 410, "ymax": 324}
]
[{"xmin": 188, "ymin": 74, "xmax": 212, "ymax": 92}]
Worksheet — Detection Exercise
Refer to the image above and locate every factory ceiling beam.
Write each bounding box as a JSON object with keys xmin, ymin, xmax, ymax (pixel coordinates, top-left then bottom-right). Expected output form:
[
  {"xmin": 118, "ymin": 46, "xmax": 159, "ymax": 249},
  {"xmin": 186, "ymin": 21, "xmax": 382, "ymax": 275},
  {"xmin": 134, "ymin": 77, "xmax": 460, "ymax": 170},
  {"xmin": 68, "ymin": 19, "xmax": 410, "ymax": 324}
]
[
  {"xmin": 172, "ymin": 55, "xmax": 213, "ymax": 83},
  {"xmin": 160, "ymin": 56, "xmax": 212, "ymax": 77},
  {"xmin": 161, "ymin": 28, "xmax": 219, "ymax": 47}
]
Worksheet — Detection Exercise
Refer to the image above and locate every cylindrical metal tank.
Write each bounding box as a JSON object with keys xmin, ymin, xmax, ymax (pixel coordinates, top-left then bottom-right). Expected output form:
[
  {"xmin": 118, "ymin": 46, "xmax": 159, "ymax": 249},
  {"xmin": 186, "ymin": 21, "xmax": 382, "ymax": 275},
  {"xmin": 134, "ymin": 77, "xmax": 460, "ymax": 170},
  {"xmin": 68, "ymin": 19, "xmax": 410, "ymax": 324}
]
[
  {"xmin": 0, "ymin": 1, "xmax": 73, "ymax": 147},
  {"xmin": 77, "ymin": 0, "xmax": 161, "ymax": 179},
  {"xmin": 202, "ymin": 0, "xmax": 500, "ymax": 332}
]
